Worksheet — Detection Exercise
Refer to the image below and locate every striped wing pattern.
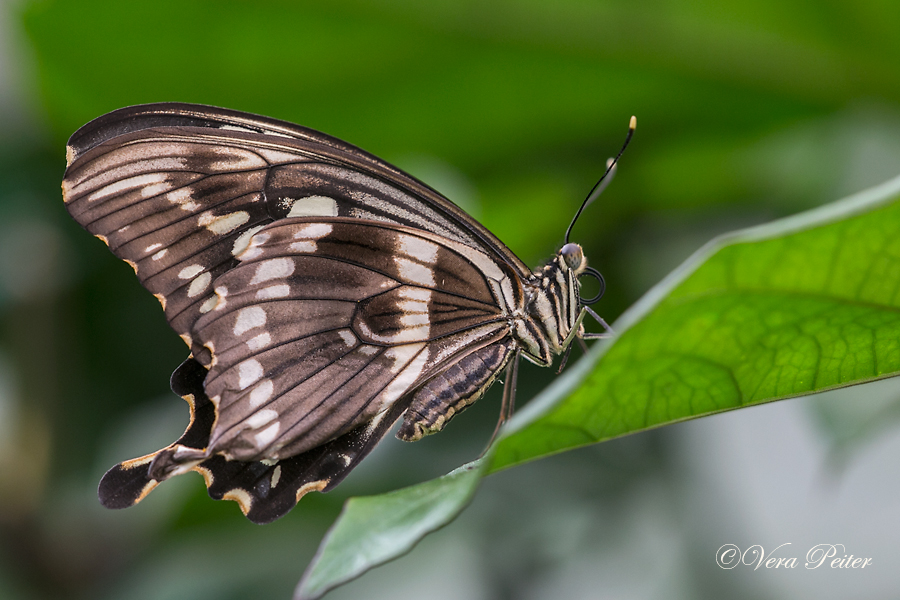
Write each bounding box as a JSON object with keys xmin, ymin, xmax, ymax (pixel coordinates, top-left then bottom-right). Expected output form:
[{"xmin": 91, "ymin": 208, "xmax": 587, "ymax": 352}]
[
  {"xmin": 193, "ymin": 218, "xmax": 514, "ymax": 462},
  {"xmin": 62, "ymin": 103, "xmax": 529, "ymax": 344},
  {"xmin": 63, "ymin": 103, "xmax": 527, "ymax": 522}
]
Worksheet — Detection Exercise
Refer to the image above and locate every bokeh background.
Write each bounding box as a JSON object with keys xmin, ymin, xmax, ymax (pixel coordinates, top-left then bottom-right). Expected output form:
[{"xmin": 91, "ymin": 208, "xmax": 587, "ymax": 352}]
[{"xmin": 2, "ymin": 1, "xmax": 900, "ymax": 598}]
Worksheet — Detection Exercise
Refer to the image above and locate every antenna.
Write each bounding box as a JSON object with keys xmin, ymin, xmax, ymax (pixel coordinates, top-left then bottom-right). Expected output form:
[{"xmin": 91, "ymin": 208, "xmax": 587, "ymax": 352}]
[{"xmin": 564, "ymin": 116, "xmax": 636, "ymax": 244}]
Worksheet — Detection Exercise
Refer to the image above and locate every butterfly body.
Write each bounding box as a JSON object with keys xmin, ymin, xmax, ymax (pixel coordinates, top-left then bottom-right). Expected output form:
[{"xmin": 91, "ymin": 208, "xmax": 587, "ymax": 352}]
[{"xmin": 63, "ymin": 103, "xmax": 600, "ymax": 523}]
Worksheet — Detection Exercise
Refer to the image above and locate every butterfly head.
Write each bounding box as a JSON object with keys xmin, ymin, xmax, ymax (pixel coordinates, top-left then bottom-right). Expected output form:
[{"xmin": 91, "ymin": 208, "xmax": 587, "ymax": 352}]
[{"xmin": 559, "ymin": 242, "xmax": 587, "ymax": 275}]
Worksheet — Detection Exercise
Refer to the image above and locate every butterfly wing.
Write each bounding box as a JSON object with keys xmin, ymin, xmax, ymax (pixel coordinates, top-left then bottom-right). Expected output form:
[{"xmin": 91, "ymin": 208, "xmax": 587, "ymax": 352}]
[
  {"xmin": 100, "ymin": 357, "xmax": 419, "ymax": 524},
  {"xmin": 62, "ymin": 103, "xmax": 528, "ymax": 347},
  {"xmin": 64, "ymin": 104, "xmax": 528, "ymax": 520}
]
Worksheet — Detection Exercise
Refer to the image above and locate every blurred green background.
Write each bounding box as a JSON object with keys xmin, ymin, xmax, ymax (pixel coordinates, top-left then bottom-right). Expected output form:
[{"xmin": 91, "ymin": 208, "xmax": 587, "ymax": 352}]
[{"xmin": 2, "ymin": 1, "xmax": 900, "ymax": 598}]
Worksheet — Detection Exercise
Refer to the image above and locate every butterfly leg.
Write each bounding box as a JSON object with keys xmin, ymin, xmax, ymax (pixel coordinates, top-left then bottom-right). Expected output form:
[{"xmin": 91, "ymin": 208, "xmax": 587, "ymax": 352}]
[
  {"xmin": 482, "ymin": 349, "xmax": 521, "ymax": 454},
  {"xmin": 556, "ymin": 306, "xmax": 613, "ymax": 374},
  {"xmin": 581, "ymin": 305, "xmax": 614, "ymax": 339}
]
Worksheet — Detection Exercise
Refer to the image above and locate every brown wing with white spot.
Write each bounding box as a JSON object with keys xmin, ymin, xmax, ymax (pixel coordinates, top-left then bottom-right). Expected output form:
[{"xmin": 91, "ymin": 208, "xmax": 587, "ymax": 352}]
[
  {"xmin": 193, "ymin": 218, "xmax": 517, "ymax": 464},
  {"xmin": 62, "ymin": 103, "xmax": 531, "ymax": 345}
]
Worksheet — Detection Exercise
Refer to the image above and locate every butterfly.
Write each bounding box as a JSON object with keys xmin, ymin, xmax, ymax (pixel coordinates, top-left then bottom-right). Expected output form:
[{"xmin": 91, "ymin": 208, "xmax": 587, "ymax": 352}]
[{"xmin": 62, "ymin": 103, "xmax": 631, "ymax": 523}]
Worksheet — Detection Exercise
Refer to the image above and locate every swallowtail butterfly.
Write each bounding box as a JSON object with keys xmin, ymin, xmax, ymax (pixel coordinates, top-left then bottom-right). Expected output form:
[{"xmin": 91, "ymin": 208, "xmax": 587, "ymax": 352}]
[{"xmin": 62, "ymin": 104, "xmax": 630, "ymax": 524}]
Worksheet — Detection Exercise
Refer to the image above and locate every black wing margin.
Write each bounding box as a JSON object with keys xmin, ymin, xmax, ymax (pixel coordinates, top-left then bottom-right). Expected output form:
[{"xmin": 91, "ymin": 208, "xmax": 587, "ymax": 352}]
[{"xmin": 99, "ymin": 357, "xmax": 414, "ymax": 524}]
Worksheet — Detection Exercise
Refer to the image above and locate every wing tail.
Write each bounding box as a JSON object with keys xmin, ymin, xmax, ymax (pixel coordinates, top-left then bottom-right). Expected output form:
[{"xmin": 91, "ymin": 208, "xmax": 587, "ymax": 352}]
[{"xmin": 98, "ymin": 357, "xmax": 412, "ymax": 523}]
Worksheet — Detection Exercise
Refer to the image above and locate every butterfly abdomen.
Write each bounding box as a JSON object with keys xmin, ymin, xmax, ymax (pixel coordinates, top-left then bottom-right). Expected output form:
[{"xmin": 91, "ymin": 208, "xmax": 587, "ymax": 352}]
[{"xmin": 397, "ymin": 339, "xmax": 514, "ymax": 441}]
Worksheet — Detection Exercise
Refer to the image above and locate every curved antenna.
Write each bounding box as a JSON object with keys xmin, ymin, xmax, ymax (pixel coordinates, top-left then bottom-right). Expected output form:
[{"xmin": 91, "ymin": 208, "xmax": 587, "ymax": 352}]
[{"xmin": 564, "ymin": 115, "xmax": 636, "ymax": 244}]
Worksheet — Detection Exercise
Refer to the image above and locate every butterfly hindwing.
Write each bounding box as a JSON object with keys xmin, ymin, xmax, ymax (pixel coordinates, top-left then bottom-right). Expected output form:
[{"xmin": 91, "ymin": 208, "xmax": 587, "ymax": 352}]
[
  {"xmin": 100, "ymin": 358, "xmax": 422, "ymax": 524},
  {"xmin": 98, "ymin": 357, "xmax": 214, "ymax": 510}
]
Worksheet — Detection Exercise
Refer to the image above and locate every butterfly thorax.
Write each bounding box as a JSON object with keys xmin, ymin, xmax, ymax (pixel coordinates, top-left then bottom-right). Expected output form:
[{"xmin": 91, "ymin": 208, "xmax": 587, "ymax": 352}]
[{"xmin": 518, "ymin": 243, "xmax": 586, "ymax": 366}]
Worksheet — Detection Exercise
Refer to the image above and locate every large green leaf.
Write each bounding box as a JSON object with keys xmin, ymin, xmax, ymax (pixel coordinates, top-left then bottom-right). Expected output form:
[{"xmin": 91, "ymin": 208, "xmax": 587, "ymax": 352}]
[
  {"xmin": 492, "ymin": 171, "xmax": 900, "ymax": 471},
  {"xmin": 299, "ymin": 173, "xmax": 900, "ymax": 597},
  {"xmin": 295, "ymin": 461, "xmax": 485, "ymax": 600}
]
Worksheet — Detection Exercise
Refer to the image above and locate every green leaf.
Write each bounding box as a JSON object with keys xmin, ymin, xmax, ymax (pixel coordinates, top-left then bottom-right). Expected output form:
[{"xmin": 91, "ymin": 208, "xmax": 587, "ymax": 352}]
[
  {"xmin": 299, "ymin": 173, "xmax": 900, "ymax": 598},
  {"xmin": 295, "ymin": 460, "xmax": 485, "ymax": 600},
  {"xmin": 491, "ymin": 172, "xmax": 900, "ymax": 471}
]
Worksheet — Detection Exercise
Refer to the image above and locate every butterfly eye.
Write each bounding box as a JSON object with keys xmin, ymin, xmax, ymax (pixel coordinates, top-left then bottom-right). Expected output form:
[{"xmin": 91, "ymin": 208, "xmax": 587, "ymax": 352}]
[
  {"xmin": 578, "ymin": 266, "xmax": 606, "ymax": 305},
  {"xmin": 560, "ymin": 243, "xmax": 584, "ymax": 271}
]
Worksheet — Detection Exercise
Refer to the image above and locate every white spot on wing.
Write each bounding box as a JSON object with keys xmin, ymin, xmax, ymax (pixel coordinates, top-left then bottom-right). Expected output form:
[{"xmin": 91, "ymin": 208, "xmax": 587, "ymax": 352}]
[
  {"xmin": 87, "ymin": 173, "xmax": 168, "ymax": 202},
  {"xmin": 397, "ymin": 287, "xmax": 431, "ymax": 331},
  {"xmin": 271, "ymin": 465, "xmax": 282, "ymax": 488},
  {"xmin": 338, "ymin": 330, "xmax": 356, "ymax": 346},
  {"xmin": 213, "ymin": 286, "xmax": 229, "ymax": 311},
  {"xmin": 145, "ymin": 243, "xmax": 162, "ymax": 253},
  {"xmin": 289, "ymin": 240, "xmax": 317, "ymax": 253},
  {"xmin": 141, "ymin": 182, "xmax": 173, "ymax": 198},
  {"xmin": 394, "ymin": 257, "xmax": 434, "ymax": 286},
  {"xmin": 249, "ymin": 379, "xmax": 274, "ymax": 407},
  {"xmin": 292, "ymin": 223, "xmax": 333, "ymax": 239},
  {"xmin": 246, "ymin": 332, "xmax": 272, "ymax": 351},
  {"xmin": 400, "ymin": 312, "xmax": 430, "ymax": 327},
  {"xmin": 234, "ymin": 306, "xmax": 267, "ymax": 335},
  {"xmin": 380, "ymin": 345, "xmax": 429, "ymax": 408},
  {"xmin": 255, "ymin": 422, "xmax": 281, "ymax": 447},
  {"xmin": 166, "ymin": 188, "xmax": 191, "ymax": 205},
  {"xmin": 256, "ymin": 148, "xmax": 306, "ymax": 162},
  {"xmin": 152, "ymin": 249, "xmax": 167, "ymax": 261},
  {"xmin": 236, "ymin": 232, "xmax": 271, "ymax": 261},
  {"xmin": 399, "ymin": 287, "xmax": 431, "ymax": 301},
  {"xmin": 218, "ymin": 124, "xmax": 256, "ymax": 134},
  {"xmin": 399, "ymin": 235, "xmax": 438, "ymax": 264},
  {"xmin": 256, "ymin": 284, "xmax": 290, "ymax": 300},
  {"xmin": 187, "ymin": 272, "xmax": 212, "ymax": 297},
  {"xmin": 355, "ymin": 317, "xmax": 429, "ymax": 344},
  {"xmin": 286, "ymin": 195, "xmax": 339, "ymax": 217},
  {"xmin": 198, "ymin": 211, "xmax": 251, "ymax": 235},
  {"xmin": 179, "ymin": 264, "xmax": 204, "ymax": 279},
  {"xmin": 237, "ymin": 359, "xmax": 263, "ymax": 389},
  {"xmin": 383, "ymin": 344, "xmax": 425, "ymax": 375},
  {"xmin": 208, "ymin": 146, "xmax": 268, "ymax": 171},
  {"xmin": 250, "ymin": 258, "xmax": 294, "ymax": 285},
  {"xmin": 205, "ymin": 341, "xmax": 217, "ymax": 367},
  {"xmin": 246, "ymin": 409, "xmax": 278, "ymax": 429},
  {"xmin": 232, "ymin": 225, "xmax": 266, "ymax": 257},
  {"xmin": 199, "ymin": 295, "xmax": 218, "ymax": 314}
]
